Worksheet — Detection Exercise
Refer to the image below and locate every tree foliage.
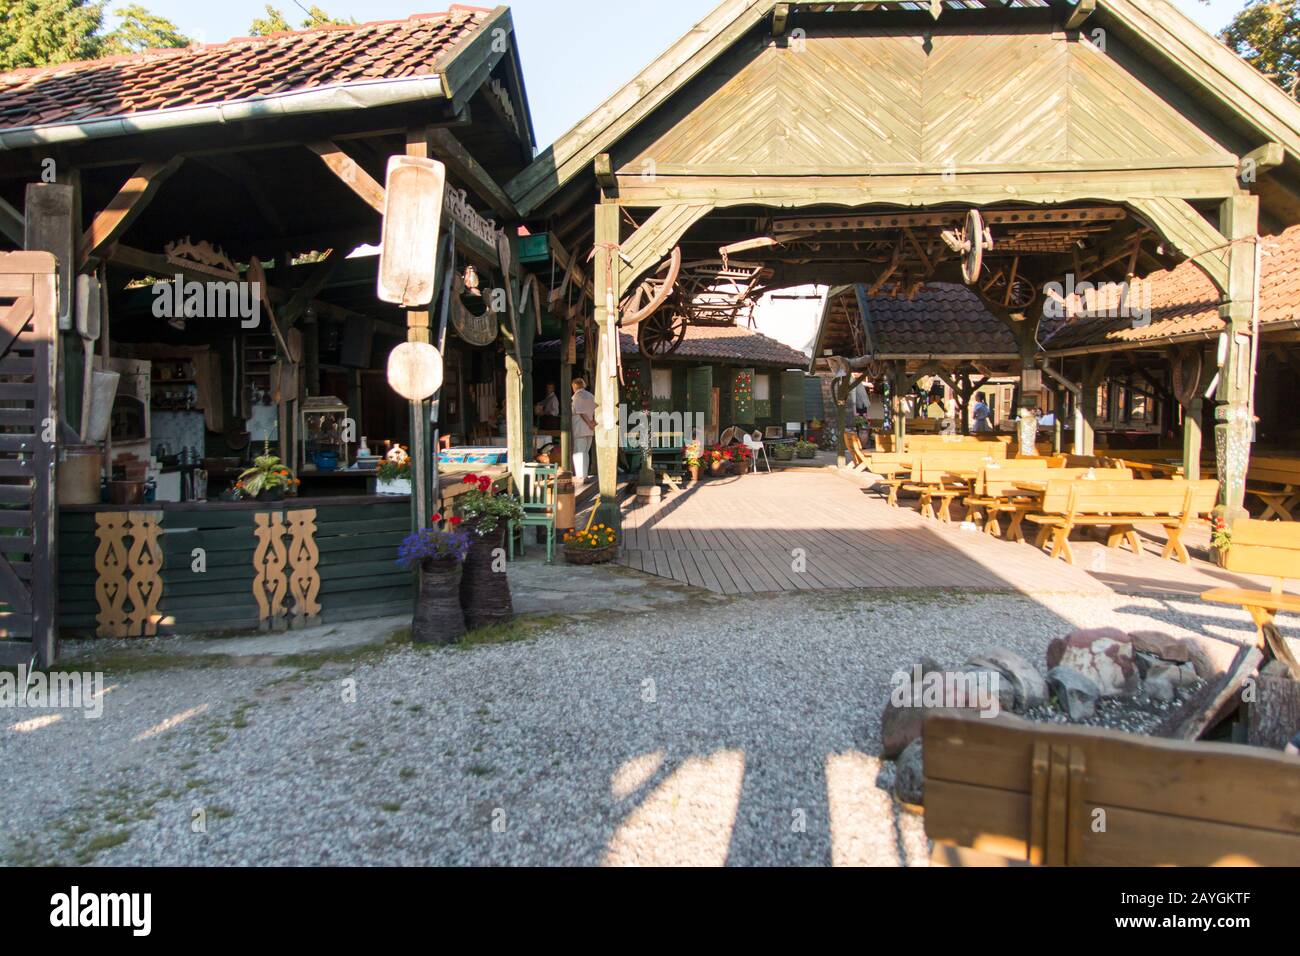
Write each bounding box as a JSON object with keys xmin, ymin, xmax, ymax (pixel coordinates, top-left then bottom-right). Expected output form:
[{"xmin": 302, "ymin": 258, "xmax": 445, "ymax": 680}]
[
  {"xmin": 248, "ymin": 4, "xmax": 352, "ymax": 36},
  {"xmin": 0, "ymin": 0, "xmax": 188, "ymax": 70},
  {"xmin": 1220, "ymin": 0, "xmax": 1300, "ymax": 98}
]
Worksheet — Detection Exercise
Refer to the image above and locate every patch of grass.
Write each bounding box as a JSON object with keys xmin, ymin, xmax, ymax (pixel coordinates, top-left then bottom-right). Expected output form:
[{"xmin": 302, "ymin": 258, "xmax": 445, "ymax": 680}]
[
  {"xmin": 77, "ymin": 830, "xmax": 131, "ymax": 864},
  {"xmin": 456, "ymin": 614, "xmax": 567, "ymax": 649},
  {"xmin": 380, "ymin": 802, "xmax": 402, "ymax": 813},
  {"xmin": 349, "ymin": 740, "xmax": 366, "ymax": 752},
  {"xmin": 467, "ymin": 764, "xmax": 495, "ymax": 778},
  {"xmin": 399, "ymin": 767, "xmax": 416, "ymax": 780}
]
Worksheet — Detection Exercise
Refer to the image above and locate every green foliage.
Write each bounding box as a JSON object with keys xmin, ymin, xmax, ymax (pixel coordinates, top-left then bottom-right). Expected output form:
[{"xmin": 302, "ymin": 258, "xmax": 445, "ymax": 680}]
[
  {"xmin": 101, "ymin": 3, "xmax": 189, "ymax": 55},
  {"xmin": 0, "ymin": 0, "xmax": 187, "ymax": 69},
  {"xmin": 248, "ymin": 4, "xmax": 352, "ymax": 36},
  {"xmin": 1221, "ymin": 0, "xmax": 1300, "ymax": 98},
  {"xmin": 235, "ymin": 454, "xmax": 297, "ymax": 499},
  {"xmin": 0, "ymin": 0, "xmax": 105, "ymax": 70}
]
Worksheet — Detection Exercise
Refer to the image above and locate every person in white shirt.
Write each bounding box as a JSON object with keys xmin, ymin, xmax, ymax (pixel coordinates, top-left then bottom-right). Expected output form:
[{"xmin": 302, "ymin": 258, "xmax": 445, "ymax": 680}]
[
  {"xmin": 541, "ymin": 383, "xmax": 560, "ymax": 418},
  {"xmin": 571, "ymin": 378, "xmax": 597, "ymax": 481}
]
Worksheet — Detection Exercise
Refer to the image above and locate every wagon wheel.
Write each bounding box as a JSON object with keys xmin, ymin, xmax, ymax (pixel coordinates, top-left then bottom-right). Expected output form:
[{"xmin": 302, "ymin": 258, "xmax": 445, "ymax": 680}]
[
  {"xmin": 1172, "ymin": 346, "xmax": 1203, "ymax": 406},
  {"xmin": 638, "ymin": 310, "xmax": 688, "ymax": 357},
  {"xmin": 622, "ymin": 247, "xmax": 682, "ymax": 326},
  {"xmin": 979, "ymin": 271, "xmax": 1038, "ymax": 310},
  {"xmin": 943, "ymin": 209, "xmax": 991, "ymax": 285}
]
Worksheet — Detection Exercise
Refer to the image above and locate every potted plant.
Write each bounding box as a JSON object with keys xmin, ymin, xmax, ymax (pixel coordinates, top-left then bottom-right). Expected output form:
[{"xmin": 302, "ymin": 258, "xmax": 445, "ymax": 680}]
[
  {"xmin": 563, "ymin": 522, "xmax": 619, "ymax": 565},
  {"xmin": 684, "ymin": 441, "xmax": 704, "ymax": 482},
  {"xmin": 376, "ymin": 458, "xmax": 413, "ymax": 496},
  {"xmin": 795, "ymin": 439, "xmax": 818, "ymax": 460},
  {"xmin": 234, "ymin": 449, "xmax": 300, "ymax": 501},
  {"xmin": 708, "ymin": 446, "xmax": 728, "ymax": 476},
  {"xmin": 397, "ymin": 520, "xmax": 471, "ymax": 645},
  {"xmin": 455, "ymin": 473, "xmax": 525, "ymax": 630},
  {"xmin": 734, "ymin": 443, "xmax": 753, "ymax": 476},
  {"xmin": 1210, "ymin": 508, "xmax": 1231, "ymax": 567},
  {"xmin": 773, "ymin": 443, "xmax": 795, "ymax": 462}
]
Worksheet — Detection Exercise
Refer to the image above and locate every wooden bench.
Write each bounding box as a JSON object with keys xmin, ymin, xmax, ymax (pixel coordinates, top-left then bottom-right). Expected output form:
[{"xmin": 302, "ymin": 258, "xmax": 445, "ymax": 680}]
[
  {"xmin": 1202, "ymin": 519, "xmax": 1300, "ymax": 680},
  {"xmin": 1000, "ymin": 468, "xmax": 1133, "ymax": 542},
  {"xmin": 1247, "ymin": 457, "xmax": 1300, "ymax": 521},
  {"xmin": 907, "ymin": 435, "xmax": 1010, "ymax": 457},
  {"xmin": 924, "ymin": 711, "xmax": 1300, "ymax": 866},
  {"xmin": 844, "ymin": 430, "xmax": 874, "ymax": 473},
  {"xmin": 903, "ymin": 451, "xmax": 1001, "ymax": 523},
  {"xmin": 1024, "ymin": 478, "xmax": 1219, "ymax": 565},
  {"xmin": 962, "ymin": 460, "xmax": 1050, "ymax": 536}
]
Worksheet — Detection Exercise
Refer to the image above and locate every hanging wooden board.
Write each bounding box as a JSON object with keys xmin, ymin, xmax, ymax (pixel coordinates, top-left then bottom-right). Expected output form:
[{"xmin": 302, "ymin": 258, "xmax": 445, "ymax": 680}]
[
  {"xmin": 387, "ymin": 342, "xmax": 444, "ymax": 402},
  {"xmin": 450, "ymin": 278, "xmax": 499, "ymax": 347},
  {"xmin": 377, "ymin": 156, "xmax": 447, "ymax": 308}
]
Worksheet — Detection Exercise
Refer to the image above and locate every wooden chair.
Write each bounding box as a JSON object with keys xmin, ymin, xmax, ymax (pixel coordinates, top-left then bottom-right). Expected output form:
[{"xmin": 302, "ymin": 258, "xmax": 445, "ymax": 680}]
[
  {"xmin": 1202, "ymin": 519, "xmax": 1300, "ymax": 679},
  {"xmin": 924, "ymin": 711, "xmax": 1300, "ymax": 867},
  {"xmin": 508, "ymin": 463, "xmax": 559, "ymax": 564},
  {"xmin": 844, "ymin": 430, "xmax": 873, "ymax": 473},
  {"xmin": 1024, "ymin": 479, "xmax": 1219, "ymax": 565},
  {"xmin": 1246, "ymin": 457, "xmax": 1300, "ymax": 521},
  {"xmin": 962, "ymin": 459, "xmax": 1050, "ymax": 536}
]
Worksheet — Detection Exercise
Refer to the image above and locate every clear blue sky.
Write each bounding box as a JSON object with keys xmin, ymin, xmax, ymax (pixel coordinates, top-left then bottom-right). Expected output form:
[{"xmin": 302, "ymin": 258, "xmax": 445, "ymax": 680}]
[{"xmin": 109, "ymin": 0, "xmax": 1247, "ymax": 150}]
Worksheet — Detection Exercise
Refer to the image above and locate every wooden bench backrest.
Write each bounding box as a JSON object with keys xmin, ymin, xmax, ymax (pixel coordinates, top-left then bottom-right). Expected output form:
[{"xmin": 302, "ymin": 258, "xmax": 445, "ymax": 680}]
[
  {"xmin": 977, "ymin": 459, "xmax": 1049, "ymax": 497},
  {"xmin": 1039, "ymin": 478, "xmax": 1213, "ymax": 516},
  {"xmin": 907, "ymin": 435, "xmax": 1009, "ymax": 458},
  {"xmin": 844, "ymin": 430, "xmax": 868, "ymax": 463},
  {"xmin": 913, "ymin": 451, "xmax": 1001, "ymax": 485},
  {"xmin": 1223, "ymin": 518, "xmax": 1300, "ymax": 580},
  {"xmin": 923, "ymin": 712, "xmax": 1300, "ymax": 866}
]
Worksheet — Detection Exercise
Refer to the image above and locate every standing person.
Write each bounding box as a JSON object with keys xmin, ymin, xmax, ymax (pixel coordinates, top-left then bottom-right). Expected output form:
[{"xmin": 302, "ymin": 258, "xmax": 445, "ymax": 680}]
[
  {"xmin": 571, "ymin": 378, "xmax": 596, "ymax": 481},
  {"xmin": 973, "ymin": 393, "xmax": 994, "ymax": 433},
  {"xmin": 539, "ymin": 382, "xmax": 561, "ymax": 431}
]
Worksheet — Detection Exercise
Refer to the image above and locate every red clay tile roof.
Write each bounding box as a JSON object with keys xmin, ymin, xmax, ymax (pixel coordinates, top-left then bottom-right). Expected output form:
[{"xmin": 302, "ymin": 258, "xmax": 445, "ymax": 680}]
[
  {"xmin": 0, "ymin": 8, "xmax": 490, "ymax": 131},
  {"xmin": 862, "ymin": 283, "xmax": 1021, "ymax": 357},
  {"xmin": 1045, "ymin": 224, "xmax": 1300, "ymax": 352},
  {"xmin": 538, "ymin": 324, "xmax": 810, "ymax": 368}
]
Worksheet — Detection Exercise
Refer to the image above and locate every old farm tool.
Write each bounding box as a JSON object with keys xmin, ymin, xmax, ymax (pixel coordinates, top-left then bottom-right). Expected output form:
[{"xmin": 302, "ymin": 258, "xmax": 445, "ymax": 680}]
[
  {"xmin": 626, "ymin": 253, "xmax": 773, "ymax": 358},
  {"xmin": 942, "ymin": 209, "xmax": 992, "ymax": 285}
]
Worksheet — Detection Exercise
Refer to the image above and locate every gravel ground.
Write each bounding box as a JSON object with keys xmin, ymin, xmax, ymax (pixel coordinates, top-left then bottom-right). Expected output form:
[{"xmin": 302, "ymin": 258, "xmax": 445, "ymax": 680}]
[{"xmin": 0, "ymin": 587, "xmax": 1276, "ymax": 867}]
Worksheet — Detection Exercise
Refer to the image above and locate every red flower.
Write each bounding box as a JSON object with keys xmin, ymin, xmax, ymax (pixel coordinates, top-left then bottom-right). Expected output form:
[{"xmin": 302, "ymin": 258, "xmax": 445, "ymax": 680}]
[
  {"xmin": 463, "ymin": 474, "xmax": 478, "ymax": 486},
  {"xmin": 450, "ymin": 516, "xmax": 463, "ymax": 526},
  {"xmin": 478, "ymin": 477, "xmax": 492, "ymax": 491},
  {"xmin": 432, "ymin": 514, "xmax": 443, "ymax": 524}
]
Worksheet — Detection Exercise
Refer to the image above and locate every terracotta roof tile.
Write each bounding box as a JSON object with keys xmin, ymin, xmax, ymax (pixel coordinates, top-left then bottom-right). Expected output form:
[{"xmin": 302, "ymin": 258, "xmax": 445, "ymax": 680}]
[
  {"xmin": 0, "ymin": 8, "xmax": 489, "ymax": 131},
  {"xmin": 863, "ymin": 283, "xmax": 1021, "ymax": 356},
  {"xmin": 1045, "ymin": 224, "xmax": 1300, "ymax": 351}
]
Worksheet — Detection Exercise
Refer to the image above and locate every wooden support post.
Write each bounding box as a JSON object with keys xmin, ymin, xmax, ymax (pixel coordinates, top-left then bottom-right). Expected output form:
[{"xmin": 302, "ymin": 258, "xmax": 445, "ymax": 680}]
[
  {"xmin": 403, "ymin": 129, "xmax": 433, "ymax": 528},
  {"xmin": 835, "ymin": 376, "xmax": 849, "ymax": 469},
  {"xmin": 891, "ymin": 362, "xmax": 907, "ymax": 445},
  {"xmin": 1183, "ymin": 395, "xmax": 1203, "ymax": 482},
  {"xmin": 1217, "ymin": 194, "xmax": 1260, "ymax": 522},
  {"xmin": 559, "ymin": 316, "xmax": 575, "ymax": 474},
  {"xmin": 1079, "ymin": 357, "xmax": 1109, "ymax": 457},
  {"xmin": 25, "ymin": 182, "xmax": 77, "ymax": 427},
  {"xmin": 592, "ymin": 202, "xmax": 622, "ymax": 530}
]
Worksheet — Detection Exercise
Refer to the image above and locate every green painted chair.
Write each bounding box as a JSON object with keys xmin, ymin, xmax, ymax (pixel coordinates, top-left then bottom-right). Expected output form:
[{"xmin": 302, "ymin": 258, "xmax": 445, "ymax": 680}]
[{"xmin": 509, "ymin": 463, "xmax": 559, "ymax": 563}]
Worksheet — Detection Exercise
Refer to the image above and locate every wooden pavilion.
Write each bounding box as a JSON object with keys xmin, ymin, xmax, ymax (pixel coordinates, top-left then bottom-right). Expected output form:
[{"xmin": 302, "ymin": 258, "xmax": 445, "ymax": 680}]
[
  {"xmin": 0, "ymin": 8, "xmax": 538, "ymax": 662},
  {"xmin": 506, "ymin": 0, "xmax": 1300, "ymax": 531}
]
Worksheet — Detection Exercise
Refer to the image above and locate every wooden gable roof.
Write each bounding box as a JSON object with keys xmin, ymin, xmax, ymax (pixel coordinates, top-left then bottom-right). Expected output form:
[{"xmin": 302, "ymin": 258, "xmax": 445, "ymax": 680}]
[{"xmin": 508, "ymin": 0, "xmax": 1300, "ymax": 223}]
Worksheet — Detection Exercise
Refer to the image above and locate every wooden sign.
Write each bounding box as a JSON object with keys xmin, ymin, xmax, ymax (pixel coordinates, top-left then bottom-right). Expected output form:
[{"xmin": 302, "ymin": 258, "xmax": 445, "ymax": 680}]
[
  {"xmin": 378, "ymin": 156, "xmax": 447, "ymax": 308},
  {"xmin": 451, "ymin": 279, "xmax": 499, "ymax": 347},
  {"xmin": 387, "ymin": 342, "xmax": 444, "ymax": 401}
]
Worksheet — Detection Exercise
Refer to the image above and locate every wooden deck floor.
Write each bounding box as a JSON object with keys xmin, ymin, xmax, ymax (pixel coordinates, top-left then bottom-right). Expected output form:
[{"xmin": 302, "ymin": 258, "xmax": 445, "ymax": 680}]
[{"xmin": 618, "ymin": 469, "xmax": 1295, "ymax": 598}]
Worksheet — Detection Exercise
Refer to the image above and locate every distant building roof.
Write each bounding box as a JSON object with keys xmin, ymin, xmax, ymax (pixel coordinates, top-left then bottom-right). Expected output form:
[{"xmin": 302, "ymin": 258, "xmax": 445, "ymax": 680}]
[
  {"xmin": 1044, "ymin": 224, "xmax": 1300, "ymax": 353},
  {"xmin": 537, "ymin": 323, "xmax": 811, "ymax": 369},
  {"xmin": 0, "ymin": 8, "xmax": 490, "ymax": 133}
]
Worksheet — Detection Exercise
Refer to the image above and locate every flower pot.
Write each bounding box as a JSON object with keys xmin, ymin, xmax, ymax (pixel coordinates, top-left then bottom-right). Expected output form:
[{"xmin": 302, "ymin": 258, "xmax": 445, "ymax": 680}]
[
  {"xmin": 460, "ymin": 520, "xmax": 514, "ymax": 630},
  {"xmin": 710, "ymin": 461, "xmax": 725, "ymax": 476},
  {"xmin": 796, "ymin": 449, "xmax": 817, "ymax": 460},
  {"xmin": 257, "ymin": 488, "xmax": 286, "ymax": 502},
  {"xmin": 735, "ymin": 460, "xmax": 751, "ymax": 476},
  {"xmin": 377, "ymin": 477, "xmax": 412, "ymax": 497},
  {"xmin": 564, "ymin": 543, "xmax": 618, "ymax": 566},
  {"xmin": 688, "ymin": 465, "xmax": 701, "ymax": 482},
  {"xmin": 412, "ymin": 558, "xmax": 467, "ymax": 646},
  {"xmin": 773, "ymin": 447, "xmax": 795, "ymax": 462}
]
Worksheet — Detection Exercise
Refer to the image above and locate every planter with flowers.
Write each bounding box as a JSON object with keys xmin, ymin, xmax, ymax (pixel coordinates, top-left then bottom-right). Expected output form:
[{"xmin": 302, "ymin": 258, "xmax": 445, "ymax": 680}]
[
  {"xmin": 455, "ymin": 473, "xmax": 525, "ymax": 629},
  {"xmin": 684, "ymin": 441, "xmax": 704, "ymax": 482},
  {"xmin": 708, "ymin": 445, "xmax": 733, "ymax": 476},
  {"xmin": 376, "ymin": 458, "xmax": 413, "ymax": 496},
  {"xmin": 397, "ymin": 522, "xmax": 471, "ymax": 645},
  {"xmin": 1210, "ymin": 508, "xmax": 1232, "ymax": 567},
  {"xmin": 234, "ymin": 448, "xmax": 301, "ymax": 501},
  {"xmin": 734, "ymin": 443, "xmax": 753, "ymax": 475},
  {"xmin": 563, "ymin": 522, "xmax": 619, "ymax": 565},
  {"xmin": 772, "ymin": 443, "xmax": 796, "ymax": 462},
  {"xmin": 795, "ymin": 439, "xmax": 819, "ymax": 460}
]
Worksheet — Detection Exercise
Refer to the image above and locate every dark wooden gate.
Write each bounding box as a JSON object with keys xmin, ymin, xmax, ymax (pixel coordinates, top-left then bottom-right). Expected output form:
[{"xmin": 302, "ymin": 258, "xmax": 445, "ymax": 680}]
[{"xmin": 0, "ymin": 252, "xmax": 57, "ymax": 667}]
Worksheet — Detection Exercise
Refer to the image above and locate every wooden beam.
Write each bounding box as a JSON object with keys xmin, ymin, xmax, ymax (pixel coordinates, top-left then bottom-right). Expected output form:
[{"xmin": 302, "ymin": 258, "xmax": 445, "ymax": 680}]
[
  {"xmin": 1065, "ymin": 0, "xmax": 1096, "ymax": 30},
  {"xmin": 772, "ymin": 2, "xmax": 790, "ymax": 35},
  {"xmin": 78, "ymin": 157, "xmax": 183, "ymax": 271},
  {"xmin": 594, "ymin": 153, "xmax": 618, "ymax": 192},
  {"xmin": 0, "ymin": 193, "xmax": 23, "ymax": 246},
  {"xmin": 425, "ymin": 128, "xmax": 517, "ymax": 222},
  {"xmin": 306, "ymin": 140, "xmax": 386, "ymax": 214},
  {"xmin": 278, "ymin": 252, "xmax": 340, "ymax": 327},
  {"xmin": 1242, "ymin": 142, "xmax": 1285, "ymax": 176}
]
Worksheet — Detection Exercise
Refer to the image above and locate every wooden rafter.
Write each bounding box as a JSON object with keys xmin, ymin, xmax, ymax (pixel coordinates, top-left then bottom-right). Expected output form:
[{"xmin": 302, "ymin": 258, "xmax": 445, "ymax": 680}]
[
  {"xmin": 306, "ymin": 140, "xmax": 385, "ymax": 214},
  {"xmin": 79, "ymin": 157, "xmax": 183, "ymax": 271},
  {"xmin": 426, "ymin": 128, "xmax": 517, "ymax": 221}
]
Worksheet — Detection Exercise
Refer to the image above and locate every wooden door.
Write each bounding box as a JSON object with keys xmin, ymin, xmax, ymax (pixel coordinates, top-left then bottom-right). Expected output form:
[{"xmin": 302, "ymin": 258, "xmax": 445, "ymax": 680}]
[{"xmin": 0, "ymin": 252, "xmax": 58, "ymax": 666}]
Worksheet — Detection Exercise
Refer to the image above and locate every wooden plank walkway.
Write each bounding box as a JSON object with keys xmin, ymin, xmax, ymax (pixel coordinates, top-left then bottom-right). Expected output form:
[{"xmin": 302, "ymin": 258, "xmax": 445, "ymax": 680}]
[{"xmin": 618, "ymin": 470, "xmax": 1298, "ymax": 598}]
